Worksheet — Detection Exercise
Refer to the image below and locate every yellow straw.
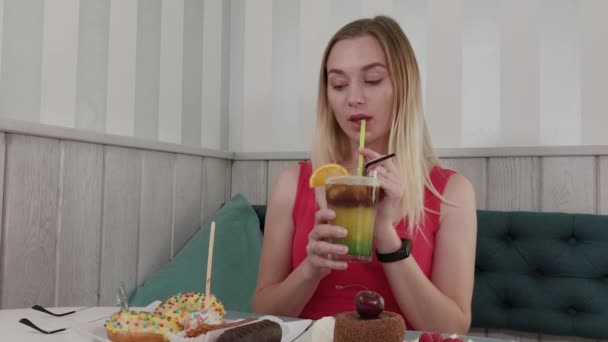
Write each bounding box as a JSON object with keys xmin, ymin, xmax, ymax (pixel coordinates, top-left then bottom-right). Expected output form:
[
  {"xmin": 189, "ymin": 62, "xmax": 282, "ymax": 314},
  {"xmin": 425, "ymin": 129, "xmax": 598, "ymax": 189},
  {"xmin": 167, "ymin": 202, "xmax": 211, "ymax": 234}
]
[{"xmin": 357, "ymin": 120, "xmax": 366, "ymax": 176}]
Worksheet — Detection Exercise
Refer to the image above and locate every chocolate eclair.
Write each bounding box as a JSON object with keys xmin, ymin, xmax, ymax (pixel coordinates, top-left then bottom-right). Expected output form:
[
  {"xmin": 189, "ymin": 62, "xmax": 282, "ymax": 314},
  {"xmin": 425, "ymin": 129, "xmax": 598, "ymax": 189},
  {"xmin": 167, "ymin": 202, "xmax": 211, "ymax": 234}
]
[
  {"xmin": 217, "ymin": 319, "xmax": 282, "ymax": 342},
  {"xmin": 186, "ymin": 317, "xmax": 258, "ymax": 338}
]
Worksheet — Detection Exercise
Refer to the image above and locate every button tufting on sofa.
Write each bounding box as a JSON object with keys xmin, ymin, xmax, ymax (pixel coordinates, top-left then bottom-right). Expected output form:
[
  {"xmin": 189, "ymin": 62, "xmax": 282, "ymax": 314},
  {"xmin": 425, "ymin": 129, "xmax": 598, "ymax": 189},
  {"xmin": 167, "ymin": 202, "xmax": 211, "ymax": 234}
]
[{"xmin": 473, "ymin": 210, "xmax": 608, "ymax": 339}]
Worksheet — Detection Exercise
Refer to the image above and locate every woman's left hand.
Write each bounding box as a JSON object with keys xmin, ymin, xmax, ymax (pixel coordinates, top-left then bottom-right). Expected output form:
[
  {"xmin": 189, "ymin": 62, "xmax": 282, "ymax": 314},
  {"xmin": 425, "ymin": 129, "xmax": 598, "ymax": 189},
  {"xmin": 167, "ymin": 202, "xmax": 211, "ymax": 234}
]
[{"xmin": 358, "ymin": 148, "xmax": 404, "ymax": 232}]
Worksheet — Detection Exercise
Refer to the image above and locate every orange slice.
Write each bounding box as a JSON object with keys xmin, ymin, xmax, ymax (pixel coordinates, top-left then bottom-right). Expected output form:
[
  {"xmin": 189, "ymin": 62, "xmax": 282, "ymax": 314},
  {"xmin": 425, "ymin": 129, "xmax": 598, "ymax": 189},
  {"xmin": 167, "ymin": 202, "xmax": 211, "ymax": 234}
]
[{"xmin": 309, "ymin": 163, "xmax": 349, "ymax": 188}]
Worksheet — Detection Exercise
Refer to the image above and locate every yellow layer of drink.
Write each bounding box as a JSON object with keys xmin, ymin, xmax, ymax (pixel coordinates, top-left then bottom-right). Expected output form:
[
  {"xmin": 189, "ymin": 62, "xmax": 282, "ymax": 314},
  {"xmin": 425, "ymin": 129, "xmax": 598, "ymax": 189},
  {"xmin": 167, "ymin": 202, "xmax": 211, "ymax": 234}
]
[{"xmin": 329, "ymin": 206, "xmax": 376, "ymax": 261}]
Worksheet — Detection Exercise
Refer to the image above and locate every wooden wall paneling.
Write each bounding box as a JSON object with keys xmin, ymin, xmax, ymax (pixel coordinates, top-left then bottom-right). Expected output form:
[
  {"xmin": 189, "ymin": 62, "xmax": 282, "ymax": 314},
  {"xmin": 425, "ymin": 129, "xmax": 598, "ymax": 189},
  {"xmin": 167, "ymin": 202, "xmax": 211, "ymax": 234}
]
[
  {"xmin": 55, "ymin": 141, "xmax": 103, "ymax": 306},
  {"xmin": 137, "ymin": 151, "xmax": 174, "ymax": 285},
  {"xmin": 487, "ymin": 157, "xmax": 541, "ymax": 211},
  {"xmin": 541, "ymin": 157, "xmax": 595, "ymax": 214},
  {"xmin": 172, "ymin": 154, "xmax": 203, "ymax": 257},
  {"xmin": 0, "ymin": 134, "xmax": 60, "ymax": 309},
  {"xmin": 267, "ymin": 160, "xmax": 299, "ymax": 198},
  {"xmin": 224, "ymin": 159, "xmax": 232, "ymax": 202},
  {"xmin": 231, "ymin": 160, "xmax": 268, "ymax": 205},
  {"xmin": 99, "ymin": 146, "xmax": 142, "ymax": 305},
  {"xmin": 202, "ymin": 158, "xmax": 231, "ymax": 226},
  {"xmin": 599, "ymin": 156, "xmax": 608, "ymax": 215},
  {"xmin": 440, "ymin": 158, "xmax": 488, "ymax": 209}
]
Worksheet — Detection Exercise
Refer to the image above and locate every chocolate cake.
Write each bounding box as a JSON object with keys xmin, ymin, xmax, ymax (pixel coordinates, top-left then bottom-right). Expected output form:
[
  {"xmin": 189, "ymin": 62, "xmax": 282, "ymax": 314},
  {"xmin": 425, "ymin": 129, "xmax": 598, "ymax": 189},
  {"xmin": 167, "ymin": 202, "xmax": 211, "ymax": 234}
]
[
  {"xmin": 331, "ymin": 289, "xmax": 407, "ymax": 342},
  {"xmin": 217, "ymin": 319, "xmax": 282, "ymax": 342},
  {"xmin": 334, "ymin": 311, "xmax": 406, "ymax": 342}
]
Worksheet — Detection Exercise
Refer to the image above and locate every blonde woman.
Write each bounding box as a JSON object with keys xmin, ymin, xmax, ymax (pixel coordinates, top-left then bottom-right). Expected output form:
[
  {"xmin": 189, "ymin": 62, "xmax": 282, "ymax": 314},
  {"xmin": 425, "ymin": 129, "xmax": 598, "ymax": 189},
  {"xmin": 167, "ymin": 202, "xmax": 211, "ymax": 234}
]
[{"xmin": 252, "ymin": 16, "xmax": 477, "ymax": 334}]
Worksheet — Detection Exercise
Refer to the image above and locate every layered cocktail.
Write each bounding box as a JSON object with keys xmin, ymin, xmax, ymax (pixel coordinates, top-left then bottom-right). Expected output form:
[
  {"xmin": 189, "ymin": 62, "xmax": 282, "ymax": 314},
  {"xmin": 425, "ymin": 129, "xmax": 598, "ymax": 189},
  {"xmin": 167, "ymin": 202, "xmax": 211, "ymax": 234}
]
[{"xmin": 326, "ymin": 175, "xmax": 380, "ymax": 262}]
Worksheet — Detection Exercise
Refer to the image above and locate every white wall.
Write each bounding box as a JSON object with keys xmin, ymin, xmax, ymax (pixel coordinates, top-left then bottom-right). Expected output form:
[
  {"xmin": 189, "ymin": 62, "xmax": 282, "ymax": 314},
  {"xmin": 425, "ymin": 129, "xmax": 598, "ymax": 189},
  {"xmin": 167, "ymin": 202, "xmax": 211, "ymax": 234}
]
[
  {"xmin": 0, "ymin": 0, "xmax": 229, "ymax": 150},
  {"xmin": 229, "ymin": 0, "xmax": 608, "ymax": 152}
]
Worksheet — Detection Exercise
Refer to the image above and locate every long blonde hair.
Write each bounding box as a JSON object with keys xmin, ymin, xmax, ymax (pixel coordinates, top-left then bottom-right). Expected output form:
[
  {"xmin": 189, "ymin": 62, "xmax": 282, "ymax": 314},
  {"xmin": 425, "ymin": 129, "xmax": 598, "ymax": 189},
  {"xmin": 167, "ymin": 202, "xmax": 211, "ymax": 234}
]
[{"xmin": 311, "ymin": 15, "xmax": 443, "ymax": 237}]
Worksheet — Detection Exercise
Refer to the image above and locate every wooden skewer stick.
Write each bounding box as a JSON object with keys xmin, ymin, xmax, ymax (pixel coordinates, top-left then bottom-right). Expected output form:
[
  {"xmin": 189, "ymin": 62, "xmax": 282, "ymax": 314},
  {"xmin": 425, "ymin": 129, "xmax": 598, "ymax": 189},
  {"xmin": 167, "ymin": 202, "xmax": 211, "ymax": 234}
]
[{"xmin": 205, "ymin": 221, "xmax": 216, "ymax": 311}]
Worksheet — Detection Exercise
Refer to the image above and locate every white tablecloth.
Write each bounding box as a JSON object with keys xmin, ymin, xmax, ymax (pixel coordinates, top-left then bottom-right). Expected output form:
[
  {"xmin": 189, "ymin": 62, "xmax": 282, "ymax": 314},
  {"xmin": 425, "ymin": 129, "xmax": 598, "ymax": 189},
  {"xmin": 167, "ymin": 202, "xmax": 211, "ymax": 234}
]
[
  {"xmin": 0, "ymin": 306, "xmax": 313, "ymax": 341},
  {"xmin": 0, "ymin": 306, "xmax": 506, "ymax": 342},
  {"xmin": 0, "ymin": 306, "xmax": 116, "ymax": 341}
]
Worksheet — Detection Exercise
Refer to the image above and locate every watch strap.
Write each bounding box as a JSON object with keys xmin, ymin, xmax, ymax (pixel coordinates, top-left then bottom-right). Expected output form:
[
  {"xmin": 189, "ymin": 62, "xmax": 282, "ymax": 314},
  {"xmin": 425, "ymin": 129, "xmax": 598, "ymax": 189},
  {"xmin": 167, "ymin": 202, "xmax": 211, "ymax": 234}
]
[{"xmin": 375, "ymin": 238, "xmax": 411, "ymax": 263}]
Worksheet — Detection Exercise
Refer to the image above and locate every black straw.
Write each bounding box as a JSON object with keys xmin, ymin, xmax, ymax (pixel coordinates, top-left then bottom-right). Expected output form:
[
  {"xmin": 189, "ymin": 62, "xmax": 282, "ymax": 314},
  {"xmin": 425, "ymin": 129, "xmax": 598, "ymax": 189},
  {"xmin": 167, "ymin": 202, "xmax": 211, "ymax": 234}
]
[{"xmin": 364, "ymin": 153, "xmax": 396, "ymax": 173}]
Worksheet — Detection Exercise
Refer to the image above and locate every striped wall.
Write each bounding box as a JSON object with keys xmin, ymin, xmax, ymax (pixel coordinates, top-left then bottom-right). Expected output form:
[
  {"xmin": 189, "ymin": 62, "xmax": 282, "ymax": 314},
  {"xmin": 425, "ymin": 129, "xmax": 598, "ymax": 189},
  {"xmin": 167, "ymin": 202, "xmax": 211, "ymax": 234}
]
[
  {"xmin": 2, "ymin": 0, "xmax": 607, "ymax": 153},
  {"xmin": 229, "ymin": 0, "xmax": 608, "ymax": 152},
  {"xmin": 0, "ymin": 0, "xmax": 229, "ymax": 150}
]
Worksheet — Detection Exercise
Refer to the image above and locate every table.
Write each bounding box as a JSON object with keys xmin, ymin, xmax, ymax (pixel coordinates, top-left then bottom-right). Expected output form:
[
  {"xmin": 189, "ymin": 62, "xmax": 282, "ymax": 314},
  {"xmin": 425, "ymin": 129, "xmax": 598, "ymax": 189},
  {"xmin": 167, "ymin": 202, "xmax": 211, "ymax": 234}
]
[
  {"xmin": 0, "ymin": 306, "xmax": 508, "ymax": 341},
  {"xmin": 1, "ymin": 306, "xmax": 115, "ymax": 341}
]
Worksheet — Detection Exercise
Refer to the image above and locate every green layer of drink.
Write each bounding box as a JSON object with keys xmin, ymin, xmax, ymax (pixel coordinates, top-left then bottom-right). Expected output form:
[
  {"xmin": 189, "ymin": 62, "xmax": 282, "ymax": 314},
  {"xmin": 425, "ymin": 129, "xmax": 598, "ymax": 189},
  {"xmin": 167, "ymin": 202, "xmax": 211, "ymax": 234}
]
[{"xmin": 329, "ymin": 206, "xmax": 376, "ymax": 260}]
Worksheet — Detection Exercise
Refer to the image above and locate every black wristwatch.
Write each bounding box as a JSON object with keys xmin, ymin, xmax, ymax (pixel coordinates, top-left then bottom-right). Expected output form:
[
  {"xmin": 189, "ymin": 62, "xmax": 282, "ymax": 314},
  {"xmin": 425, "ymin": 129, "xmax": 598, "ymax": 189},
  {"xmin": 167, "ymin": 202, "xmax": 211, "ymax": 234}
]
[{"xmin": 376, "ymin": 238, "xmax": 412, "ymax": 263}]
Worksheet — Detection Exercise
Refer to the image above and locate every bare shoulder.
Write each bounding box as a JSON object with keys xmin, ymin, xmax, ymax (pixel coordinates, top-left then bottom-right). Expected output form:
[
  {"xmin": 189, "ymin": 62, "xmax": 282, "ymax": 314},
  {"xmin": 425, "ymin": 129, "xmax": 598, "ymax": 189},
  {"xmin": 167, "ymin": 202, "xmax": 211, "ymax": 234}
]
[
  {"xmin": 443, "ymin": 173, "xmax": 475, "ymax": 205},
  {"xmin": 433, "ymin": 172, "xmax": 477, "ymax": 324},
  {"xmin": 276, "ymin": 163, "xmax": 301, "ymax": 184},
  {"xmin": 255, "ymin": 163, "xmax": 303, "ymax": 293},
  {"xmin": 267, "ymin": 163, "xmax": 301, "ymax": 211},
  {"xmin": 440, "ymin": 172, "xmax": 476, "ymax": 224}
]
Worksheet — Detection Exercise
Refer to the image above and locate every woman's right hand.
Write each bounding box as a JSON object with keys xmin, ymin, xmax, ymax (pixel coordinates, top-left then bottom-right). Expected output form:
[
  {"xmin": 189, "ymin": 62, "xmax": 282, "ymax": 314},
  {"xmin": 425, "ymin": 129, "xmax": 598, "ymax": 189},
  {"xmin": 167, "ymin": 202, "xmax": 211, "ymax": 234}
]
[{"xmin": 305, "ymin": 208, "xmax": 349, "ymax": 279}]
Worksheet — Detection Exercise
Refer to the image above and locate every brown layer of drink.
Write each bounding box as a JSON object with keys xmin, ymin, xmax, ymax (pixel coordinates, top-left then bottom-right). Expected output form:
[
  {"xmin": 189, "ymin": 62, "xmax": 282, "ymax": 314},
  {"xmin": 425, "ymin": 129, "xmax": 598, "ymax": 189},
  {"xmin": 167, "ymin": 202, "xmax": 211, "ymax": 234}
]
[{"xmin": 326, "ymin": 184, "xmax": 379, "ymax": 208}]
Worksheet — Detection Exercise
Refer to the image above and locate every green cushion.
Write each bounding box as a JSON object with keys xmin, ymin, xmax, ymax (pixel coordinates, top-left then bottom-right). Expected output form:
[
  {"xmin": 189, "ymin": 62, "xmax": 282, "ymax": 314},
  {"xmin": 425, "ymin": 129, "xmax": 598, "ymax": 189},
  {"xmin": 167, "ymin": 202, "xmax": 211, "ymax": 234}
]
[{"xmin": 128, "ymin": 193, "xmax": 263, "ymax": 312}]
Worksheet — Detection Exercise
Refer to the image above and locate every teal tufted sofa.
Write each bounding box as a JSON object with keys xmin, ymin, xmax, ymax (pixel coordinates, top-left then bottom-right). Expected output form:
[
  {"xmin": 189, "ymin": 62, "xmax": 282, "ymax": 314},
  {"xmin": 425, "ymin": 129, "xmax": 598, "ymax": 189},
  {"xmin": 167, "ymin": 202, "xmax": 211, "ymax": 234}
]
[{"xmin": 252, "ymin": 205, "xmax": 608, "ymax": 340}]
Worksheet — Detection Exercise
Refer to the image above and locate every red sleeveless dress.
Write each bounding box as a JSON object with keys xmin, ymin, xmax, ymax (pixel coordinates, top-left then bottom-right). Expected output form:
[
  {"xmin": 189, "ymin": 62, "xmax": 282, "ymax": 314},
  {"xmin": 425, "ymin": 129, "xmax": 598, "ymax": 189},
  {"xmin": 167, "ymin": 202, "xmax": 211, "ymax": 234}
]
[{"xmin": 291, "ymin": 161, "xmax": 455, "ymax": 329}]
